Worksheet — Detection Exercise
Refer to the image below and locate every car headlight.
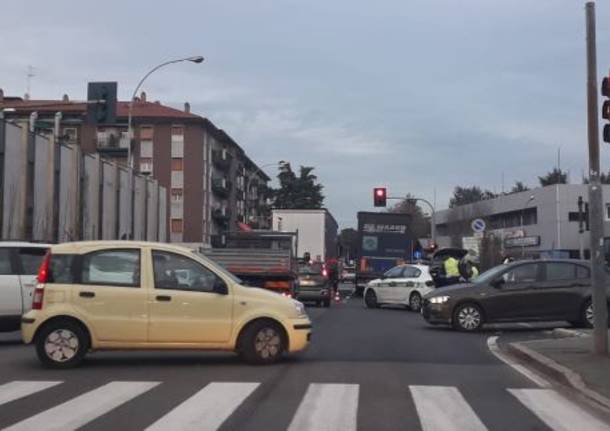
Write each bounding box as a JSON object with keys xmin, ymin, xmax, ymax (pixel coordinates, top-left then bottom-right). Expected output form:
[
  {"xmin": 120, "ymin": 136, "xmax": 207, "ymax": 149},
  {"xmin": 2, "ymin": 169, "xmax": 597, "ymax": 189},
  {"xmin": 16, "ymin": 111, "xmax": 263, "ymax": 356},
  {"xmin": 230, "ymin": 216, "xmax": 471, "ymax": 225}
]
[
  {"xmin": 429, "ymin": 295, "xmax": 450, "ymax": 304},
  {"xmin": 293, "ymin": 300, "xmax": 307, "ymax": 317}
]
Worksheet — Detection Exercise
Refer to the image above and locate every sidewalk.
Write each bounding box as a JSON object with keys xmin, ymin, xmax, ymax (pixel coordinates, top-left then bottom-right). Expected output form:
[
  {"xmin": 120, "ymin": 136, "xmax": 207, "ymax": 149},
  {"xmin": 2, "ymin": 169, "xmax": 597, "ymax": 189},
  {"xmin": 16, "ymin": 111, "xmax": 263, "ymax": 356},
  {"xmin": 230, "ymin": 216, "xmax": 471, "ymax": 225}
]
[{"xmin": 505, "ymin": 329, "xmax": 610, "ymax": 409}]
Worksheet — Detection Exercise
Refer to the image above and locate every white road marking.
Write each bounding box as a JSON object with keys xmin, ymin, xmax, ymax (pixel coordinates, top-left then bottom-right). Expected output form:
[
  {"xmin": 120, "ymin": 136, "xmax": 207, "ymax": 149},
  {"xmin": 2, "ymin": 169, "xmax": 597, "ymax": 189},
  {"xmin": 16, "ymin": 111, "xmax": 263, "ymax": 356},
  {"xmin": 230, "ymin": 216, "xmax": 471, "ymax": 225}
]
[
  {"xmin": 288, "ymin": 383, "xmax": 359, "ymax": 431},
  {"xmin": 509, "ymin": 388, "xmax": 610, "ymax": 431},
  {"xmin": 4, "ymin": 381, "xmax": 159, "ymax": 431},
  {"xmin": 410, "ymin": 385, "xmax": 488, "ymax": 431},
  {"xmin": 145, "ymin": 382, "xmax": 259, "ymax": 431},
  {"xmin": 486, "ymin": 336, "xmax": 550, "ymax": 388},
  {"xmin": 0, "ymin": 381, "xmax": 62, "ymax": 406}
]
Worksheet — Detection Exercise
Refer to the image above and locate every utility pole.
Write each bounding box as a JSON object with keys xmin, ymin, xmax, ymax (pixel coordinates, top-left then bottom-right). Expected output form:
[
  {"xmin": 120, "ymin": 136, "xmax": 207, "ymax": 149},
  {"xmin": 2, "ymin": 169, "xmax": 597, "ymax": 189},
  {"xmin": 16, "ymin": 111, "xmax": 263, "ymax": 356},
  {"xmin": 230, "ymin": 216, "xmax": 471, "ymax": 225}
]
[{"xmin": 585, "ymin": 2, "xmax": 608, "ymax": 355}]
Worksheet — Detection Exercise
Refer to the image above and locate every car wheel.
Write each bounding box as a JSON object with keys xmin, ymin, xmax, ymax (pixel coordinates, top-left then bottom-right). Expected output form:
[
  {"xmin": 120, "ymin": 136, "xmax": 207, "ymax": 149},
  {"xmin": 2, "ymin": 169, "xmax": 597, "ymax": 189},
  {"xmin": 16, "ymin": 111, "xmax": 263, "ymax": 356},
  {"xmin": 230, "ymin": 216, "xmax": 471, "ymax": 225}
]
[
  {"xmin": 452, "ymin": 303, "xmax": 484, "ymax": 331},
  {"xmin": 239, "ymin": 320, "xmax": 286, "ymax": 365},
  {"xmin": 409, "ymin": 292, "xmax": 422, "ymax": 312},
  {"xmin": 364, "ymin": 289, "xmax": 378, "ymax": 308},
  {"xmin": 35, "ymin": 320, "xmax": 89, "ymax": 369}
]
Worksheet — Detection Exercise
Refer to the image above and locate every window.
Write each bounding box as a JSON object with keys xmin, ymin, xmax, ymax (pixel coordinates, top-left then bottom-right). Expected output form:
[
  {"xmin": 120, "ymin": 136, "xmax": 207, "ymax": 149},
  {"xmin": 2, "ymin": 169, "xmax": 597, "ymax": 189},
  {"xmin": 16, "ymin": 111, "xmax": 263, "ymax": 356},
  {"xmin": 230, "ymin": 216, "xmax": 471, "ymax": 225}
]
[
  {"xmin": 545, "ymin": 263, "xmax": 576, "ymax": 281},
  {"xmin": 171, "ymin": 158, "xmax": 183, "ymax": 171},
  {"xmin": 171, "ymin": 126, "xmax": 184, "ymax": 137},
  {"xmin": 576, "ymin": 265, "xmax": 591, "ymax": 279},
  {"xmin": 402, "ymin": 266, "xmax": 422, "ymax": 278},
  {"xmin": 152, "ymin": 251, "xmax": 221, "ymax": 293},
  {"xmin": 0, "ymin": 248, "xmax": 13, "ymax": 275},
  {"xmin": 171, "ymin": 219, "xmax": 183, "ymax": 233},
  {"xmin": 81, "ymin": 249, "xmax": 140, "ymax": 287},
  {"xmin": 606, "ymin": 204, "xmax": 610, "ymax": 220},
  {"xmin": 49, "ymin": 254, "xmax": 76, "ymax": 284},
  {"xmin": 384, "ymin": 266, "xmax": 404, "ymax": 278},
  {"xmin": 18, "ymin": 248, "xmax": 47, "ymax": 275},
  {"xmin": 140, "ymin": 157, "xmax": 153, "ymax": 175},
  {"xmin": 63, "ymin": 127, "xmax": 78, "ymax": 143},
  {"xmin": 140, "ymin": 140, "xmax": 153, "ymax": 158},
  {"xmin": 171, "ymin": 189, "xmax": 183, "ymax": 202},
  {"xmin": 502, "ymin": 263, "xmax": 539, "ymax": 283},
  {"xmin": 140, "ymin": 126, "xmax": 154, "ymax": 140}
]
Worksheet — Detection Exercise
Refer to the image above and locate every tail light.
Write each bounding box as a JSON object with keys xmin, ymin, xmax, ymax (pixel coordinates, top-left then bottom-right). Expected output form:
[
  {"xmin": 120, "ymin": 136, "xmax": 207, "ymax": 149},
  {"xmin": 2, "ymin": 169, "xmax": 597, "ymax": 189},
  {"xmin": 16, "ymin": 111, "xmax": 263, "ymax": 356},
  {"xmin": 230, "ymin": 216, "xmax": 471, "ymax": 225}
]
[{"xmin": 32, "ymin": 252, "xmax": 51, "ymax": 310}]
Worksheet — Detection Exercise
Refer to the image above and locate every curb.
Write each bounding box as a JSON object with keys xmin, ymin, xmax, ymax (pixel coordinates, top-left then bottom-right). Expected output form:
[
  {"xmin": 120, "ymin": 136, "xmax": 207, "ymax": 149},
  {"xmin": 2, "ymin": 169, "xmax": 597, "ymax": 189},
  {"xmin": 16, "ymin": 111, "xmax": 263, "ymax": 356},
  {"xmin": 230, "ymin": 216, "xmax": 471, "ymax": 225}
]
[{"xmin": 506, "ymin": 341, "xmax": 610, "ymax": 411}]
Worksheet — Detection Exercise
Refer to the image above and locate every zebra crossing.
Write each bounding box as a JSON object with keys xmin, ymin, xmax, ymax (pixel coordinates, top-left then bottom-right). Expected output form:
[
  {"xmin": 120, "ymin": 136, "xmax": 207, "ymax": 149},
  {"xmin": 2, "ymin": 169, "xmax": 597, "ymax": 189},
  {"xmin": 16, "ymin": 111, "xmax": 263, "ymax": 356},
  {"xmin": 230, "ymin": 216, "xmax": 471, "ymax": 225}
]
[{"xmin": 0, "ymin": 379, "xmax": 608, "ymax": 431}]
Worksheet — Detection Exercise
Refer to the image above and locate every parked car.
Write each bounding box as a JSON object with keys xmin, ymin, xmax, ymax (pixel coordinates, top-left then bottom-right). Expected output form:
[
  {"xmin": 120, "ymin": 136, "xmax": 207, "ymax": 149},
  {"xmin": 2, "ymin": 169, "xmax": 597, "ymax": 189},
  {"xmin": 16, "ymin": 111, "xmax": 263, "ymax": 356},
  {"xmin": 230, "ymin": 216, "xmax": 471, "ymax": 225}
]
[
  {"xmin": 340, "ymin": 266, "xmax": 356, "ymax": 283},
  {"xmin": 295, "ymin": 262, "xmax": 332, "ymax": 307},
  {"xmin": 21, "ymin": 241, "xmax": 311, "ymax": 368},
  {"xmin": 364, "ymin": 264, "xmax": 435, "ymax": 311},
  {"xmin": 0, "ymin": 242, "xmax": 50, "ymax": 332},
  {"xmin": 422, "ymin": 259, "xmax": 609, "ymax": 331}
]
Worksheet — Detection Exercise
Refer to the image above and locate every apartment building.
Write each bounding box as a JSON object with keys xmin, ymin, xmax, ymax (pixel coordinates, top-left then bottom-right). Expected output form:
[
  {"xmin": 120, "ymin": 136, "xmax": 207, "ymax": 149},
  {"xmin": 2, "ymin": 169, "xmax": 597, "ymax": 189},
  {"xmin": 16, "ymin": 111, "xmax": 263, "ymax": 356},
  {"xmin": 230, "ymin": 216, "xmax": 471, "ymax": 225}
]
[{"xmin": 0, "ymin": 88, "xmax": 270, "ymax": 245}]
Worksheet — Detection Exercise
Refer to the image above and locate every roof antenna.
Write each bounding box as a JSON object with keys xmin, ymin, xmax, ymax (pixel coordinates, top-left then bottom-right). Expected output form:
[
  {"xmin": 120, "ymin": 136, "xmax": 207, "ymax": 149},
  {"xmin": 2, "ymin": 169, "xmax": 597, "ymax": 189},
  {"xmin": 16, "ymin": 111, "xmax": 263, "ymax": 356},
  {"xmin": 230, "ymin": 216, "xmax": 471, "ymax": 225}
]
[{"xmin": 25, "ymin": 65, "xmax": 35, "ymax": 100}]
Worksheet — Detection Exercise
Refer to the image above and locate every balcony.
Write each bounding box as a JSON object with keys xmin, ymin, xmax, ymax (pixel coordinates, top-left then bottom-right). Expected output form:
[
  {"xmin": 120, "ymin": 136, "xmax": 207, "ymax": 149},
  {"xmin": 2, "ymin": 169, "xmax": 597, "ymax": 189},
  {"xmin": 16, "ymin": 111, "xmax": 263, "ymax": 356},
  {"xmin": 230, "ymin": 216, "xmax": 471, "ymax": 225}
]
[
  {"xmin": 212, "ymin": 150, "xmax": 233, "ymax": 171},
  {"xmin": 97, "ymin": 131, "xmax": 129, "ymax": 154},
  {"xmin": 212, "ymin": 208, "xmax": 231, "ymax": 224},
  {"xmin": 212, "ymin": 177, "xmax": 232, "ymax": 198}
]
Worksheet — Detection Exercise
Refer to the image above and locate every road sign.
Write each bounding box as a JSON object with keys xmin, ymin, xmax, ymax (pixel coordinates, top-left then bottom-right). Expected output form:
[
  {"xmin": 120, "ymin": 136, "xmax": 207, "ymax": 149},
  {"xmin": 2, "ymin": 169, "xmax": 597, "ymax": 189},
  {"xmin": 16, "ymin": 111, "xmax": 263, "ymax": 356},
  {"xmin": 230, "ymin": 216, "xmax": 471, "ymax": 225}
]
[
  {"xmin": 471, "ymin": 218, "xmax": 486, "ymax": 233},
  {"xmin": 413, "ymin": 250, "xmax": 422, "ymax": 260}
]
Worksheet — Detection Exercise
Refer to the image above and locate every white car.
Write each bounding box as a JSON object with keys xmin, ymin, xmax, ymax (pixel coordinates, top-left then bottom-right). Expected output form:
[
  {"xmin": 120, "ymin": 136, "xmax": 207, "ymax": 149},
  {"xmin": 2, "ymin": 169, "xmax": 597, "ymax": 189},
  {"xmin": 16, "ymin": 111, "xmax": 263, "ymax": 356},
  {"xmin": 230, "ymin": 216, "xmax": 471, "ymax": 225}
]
[
  {"xmin": 363, "ymin": 264, "xmax": 434, "ymax": 311},
  {"xmin": 0, "ymin": 242, "xmax": 50, "ymax": 332}
]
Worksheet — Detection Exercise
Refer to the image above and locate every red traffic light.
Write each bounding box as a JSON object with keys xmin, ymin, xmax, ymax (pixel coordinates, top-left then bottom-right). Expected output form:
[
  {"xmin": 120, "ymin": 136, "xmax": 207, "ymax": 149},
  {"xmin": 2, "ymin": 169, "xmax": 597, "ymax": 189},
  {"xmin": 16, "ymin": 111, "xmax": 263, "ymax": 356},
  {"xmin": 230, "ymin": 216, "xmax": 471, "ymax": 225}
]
[{"xmin": 373, "ymin": 187, "xmax": 387, "ymax": 207}]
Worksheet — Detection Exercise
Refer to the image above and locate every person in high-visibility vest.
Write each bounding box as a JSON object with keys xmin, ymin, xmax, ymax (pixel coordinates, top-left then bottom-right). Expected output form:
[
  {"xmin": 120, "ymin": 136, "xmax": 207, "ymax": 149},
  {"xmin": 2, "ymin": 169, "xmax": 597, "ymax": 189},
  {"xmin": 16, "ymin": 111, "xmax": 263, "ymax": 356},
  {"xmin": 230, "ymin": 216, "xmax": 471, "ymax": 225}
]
[
  {"xmin": 470, "ymin": 265, "xmax": 479, "ymax": 280},
  {"xmin": 444, "ymin": 256, "xmax": 461, "ymax": 286}
]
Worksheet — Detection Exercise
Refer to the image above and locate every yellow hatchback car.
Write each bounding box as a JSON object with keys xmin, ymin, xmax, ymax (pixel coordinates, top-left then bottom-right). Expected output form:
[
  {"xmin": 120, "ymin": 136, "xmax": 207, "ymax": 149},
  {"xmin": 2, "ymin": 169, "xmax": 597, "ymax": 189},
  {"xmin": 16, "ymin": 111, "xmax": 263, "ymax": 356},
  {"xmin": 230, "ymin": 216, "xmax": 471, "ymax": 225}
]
[{"xmin": 21, "ymin": 241, "xmax": 311, "ymax": 368}]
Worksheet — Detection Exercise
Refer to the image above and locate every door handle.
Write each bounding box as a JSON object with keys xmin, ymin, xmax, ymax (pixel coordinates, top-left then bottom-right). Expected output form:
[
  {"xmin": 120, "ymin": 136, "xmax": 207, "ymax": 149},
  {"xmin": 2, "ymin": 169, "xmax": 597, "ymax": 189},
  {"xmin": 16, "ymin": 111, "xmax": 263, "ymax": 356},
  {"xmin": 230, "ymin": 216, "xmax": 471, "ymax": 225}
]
[
  {"xmin": 156, "ymin": 295, "xmax": 172, "ymax": 302},
  {"xmin": 79, "ymin": 291, "xmax": 95, "ymax": 298}
]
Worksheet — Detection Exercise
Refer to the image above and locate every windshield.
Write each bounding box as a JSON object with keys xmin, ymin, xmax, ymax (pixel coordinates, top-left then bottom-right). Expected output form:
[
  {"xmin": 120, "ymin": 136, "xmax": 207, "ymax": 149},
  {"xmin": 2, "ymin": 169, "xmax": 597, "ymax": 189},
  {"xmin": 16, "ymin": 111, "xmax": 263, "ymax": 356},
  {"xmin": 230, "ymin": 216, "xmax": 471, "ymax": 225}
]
[
  {"xmin": 472, "ymin": 264, "xmax": 507, "ymax": 285},
  {"xmin": 192, "ymin": 251, "xmax": 243, "ymax": 285}
]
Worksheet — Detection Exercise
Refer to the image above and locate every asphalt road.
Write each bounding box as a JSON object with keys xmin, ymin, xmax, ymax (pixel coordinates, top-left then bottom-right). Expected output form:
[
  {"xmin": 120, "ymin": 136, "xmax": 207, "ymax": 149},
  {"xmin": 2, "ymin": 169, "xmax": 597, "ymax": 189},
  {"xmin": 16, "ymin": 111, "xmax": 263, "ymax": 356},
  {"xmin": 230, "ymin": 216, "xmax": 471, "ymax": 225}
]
[{"xmin": 0, "ymin": 284, "xmax": 609, "ymax": 430}]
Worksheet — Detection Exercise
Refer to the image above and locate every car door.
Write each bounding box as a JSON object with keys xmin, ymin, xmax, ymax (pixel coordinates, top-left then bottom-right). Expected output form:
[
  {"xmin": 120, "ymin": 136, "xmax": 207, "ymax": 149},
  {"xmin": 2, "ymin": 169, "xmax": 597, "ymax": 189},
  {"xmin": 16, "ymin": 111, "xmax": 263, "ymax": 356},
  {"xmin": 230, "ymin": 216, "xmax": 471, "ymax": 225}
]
[
  {"xmin": 481, "ymin": 263, "xmax": 544, "ymax": 321},
  {"xmin": 72, "ymin": 248, "xmax": 148, "ymax": 342},
  {"xmin": 533, "ymin": 262, "xmax": 589, "ymax": 320},
  {"xmin": 148, "ymin": 250, "xmax": 234, "ymax": 344},
  {"xmin": 377, "ymin": 266, "xmax": 404, "ymax": 303},
  {"xmin": 393, "ymin": 266, "xmax": 422, "ymax": 304},
  {"xmin": 16, "ymin": 247, "xmax": 48, "ymax": 313},
  {"xmin": 0, "ymin": 248, "xmax": 21, "ymax": 329}
]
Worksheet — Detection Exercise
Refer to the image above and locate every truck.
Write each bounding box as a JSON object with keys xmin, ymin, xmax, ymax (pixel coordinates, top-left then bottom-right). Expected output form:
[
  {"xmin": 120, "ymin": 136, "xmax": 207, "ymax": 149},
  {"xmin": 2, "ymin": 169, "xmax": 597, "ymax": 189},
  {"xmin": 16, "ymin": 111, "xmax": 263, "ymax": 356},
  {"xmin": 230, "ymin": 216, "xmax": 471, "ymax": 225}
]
[
  {"xmin": 355, "ymin": 212, "xmax": 419, "ymax": 295},
  {"xmin": 271, "ymin": 209, "xmax": 338, "ymax": 263},
  {"xmin": 199, "ymin": 231, "xmax": 299, "ymax": 297}
]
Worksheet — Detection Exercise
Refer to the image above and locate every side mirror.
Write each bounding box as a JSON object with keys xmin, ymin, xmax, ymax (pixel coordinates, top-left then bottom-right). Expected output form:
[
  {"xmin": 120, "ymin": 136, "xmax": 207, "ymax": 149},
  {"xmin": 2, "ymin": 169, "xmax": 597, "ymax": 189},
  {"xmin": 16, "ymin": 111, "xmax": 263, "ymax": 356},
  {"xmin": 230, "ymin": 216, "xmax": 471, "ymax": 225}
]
[
  {"xmin": 491, "ymin": 278, "xmax": 505, "ymax": 289},
  {"xmin": 214, "ymin": 278, "xmax": 228, "ymax": 295}
]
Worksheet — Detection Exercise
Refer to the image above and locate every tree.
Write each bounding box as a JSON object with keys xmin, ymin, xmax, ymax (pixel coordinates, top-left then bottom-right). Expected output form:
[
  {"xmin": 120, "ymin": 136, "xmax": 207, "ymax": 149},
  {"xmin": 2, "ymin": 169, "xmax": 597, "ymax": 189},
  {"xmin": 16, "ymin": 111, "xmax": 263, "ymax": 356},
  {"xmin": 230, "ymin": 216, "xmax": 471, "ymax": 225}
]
[
  {"xmin": 388, "ymin": 194, "xmax": 430, "ymax": 238},
  {"xmin": 538, "ymin": 168, "xmax": 568, "ymax": 186},
  {"xmin": 510, "ymin": 181, "xmax": 529, "ymax": 193},
  {"xmin": 449, "ymin": 186, "xmax": 496, "ymax": 208},
  {"xmin": 338, "ymin": 228, "xmax": 358, "ymax": 260},
  {"xmin": 271, "ymin": 162, "xmax": 325, "ymax": 209}
]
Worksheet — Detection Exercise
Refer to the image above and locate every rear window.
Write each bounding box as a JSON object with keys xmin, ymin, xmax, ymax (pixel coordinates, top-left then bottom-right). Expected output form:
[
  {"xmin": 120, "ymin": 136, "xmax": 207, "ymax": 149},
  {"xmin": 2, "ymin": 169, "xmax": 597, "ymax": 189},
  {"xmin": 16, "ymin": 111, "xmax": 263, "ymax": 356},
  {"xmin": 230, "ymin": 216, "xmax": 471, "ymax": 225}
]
[
  {"xmin": 402, "ymin": 266, "xmax": 422, "ymax": 278},
  {"xmin": 49, "ymin": 254, "xmax": 77, "ymax": 283},
  {"xmin": 18, "ymin": 247, "xmax": 48, "ymax": 275},
  {"xmin": 545, "ymin": 263, "xmax": 577, "ymax": 281},
  {"xmin": 299, "ymin": 263, "xmax": 323, "ymax": 275}
]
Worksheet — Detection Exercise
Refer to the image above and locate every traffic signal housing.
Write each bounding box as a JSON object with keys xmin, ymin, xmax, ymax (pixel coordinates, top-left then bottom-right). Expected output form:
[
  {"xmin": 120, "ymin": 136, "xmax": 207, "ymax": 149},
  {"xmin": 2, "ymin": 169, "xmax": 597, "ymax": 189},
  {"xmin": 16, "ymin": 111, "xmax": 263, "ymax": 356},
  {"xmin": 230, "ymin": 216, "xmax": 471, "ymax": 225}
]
[
  {"xmin": 373, "ymin": 187, "xmax": 387, "ymax": 207},
  {"xmin": 86, "ymin": 82, "xmax": 117, "ymax": 125},
  {"xmin": 602, "ymin": 76, "xmax": 610, "ymax": 143}
]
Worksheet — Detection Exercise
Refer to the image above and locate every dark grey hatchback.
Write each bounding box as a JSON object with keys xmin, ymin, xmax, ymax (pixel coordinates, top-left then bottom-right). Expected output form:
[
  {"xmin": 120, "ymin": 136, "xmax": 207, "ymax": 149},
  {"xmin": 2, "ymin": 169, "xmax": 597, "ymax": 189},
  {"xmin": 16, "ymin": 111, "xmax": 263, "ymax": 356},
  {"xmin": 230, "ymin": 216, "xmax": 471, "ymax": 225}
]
[{"xmin": 422, "ymin": 259, "xmax": 609, "ymax": 331}]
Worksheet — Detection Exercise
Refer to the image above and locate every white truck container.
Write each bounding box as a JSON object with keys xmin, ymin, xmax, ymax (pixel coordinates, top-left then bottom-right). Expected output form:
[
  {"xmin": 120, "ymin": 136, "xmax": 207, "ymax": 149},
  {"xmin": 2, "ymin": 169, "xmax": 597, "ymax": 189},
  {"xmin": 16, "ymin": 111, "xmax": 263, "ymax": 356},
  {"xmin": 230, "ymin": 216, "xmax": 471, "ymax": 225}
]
[{"xmin": 272, "ymin": 209, "xmax": 338, "ymax": 262}]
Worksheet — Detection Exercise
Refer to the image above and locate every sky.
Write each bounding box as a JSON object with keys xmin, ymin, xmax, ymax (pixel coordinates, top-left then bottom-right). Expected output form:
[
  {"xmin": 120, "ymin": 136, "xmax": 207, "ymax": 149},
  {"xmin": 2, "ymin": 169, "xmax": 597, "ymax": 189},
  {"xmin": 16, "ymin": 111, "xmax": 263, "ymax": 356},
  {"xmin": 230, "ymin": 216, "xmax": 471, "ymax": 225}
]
[{"xmin": 2, "ymin": 0, "xmax": 610, "ymax": 228}]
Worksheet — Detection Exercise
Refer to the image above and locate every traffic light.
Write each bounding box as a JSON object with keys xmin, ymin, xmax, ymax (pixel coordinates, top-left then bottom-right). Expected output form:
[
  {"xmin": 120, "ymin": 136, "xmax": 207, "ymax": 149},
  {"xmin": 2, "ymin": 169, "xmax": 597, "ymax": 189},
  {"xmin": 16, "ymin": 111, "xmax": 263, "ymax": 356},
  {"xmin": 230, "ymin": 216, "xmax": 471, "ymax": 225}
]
[
  {"xmin": 602, "ymin": 75, "xmax": 610, "ymax": 143},
  {"xmin": 86, "ymin": 82, "xmax": 117, "ymax": 125},
  {"xmin": 373, "ymin": 187, "xmax": 387, "ymax": 207}
]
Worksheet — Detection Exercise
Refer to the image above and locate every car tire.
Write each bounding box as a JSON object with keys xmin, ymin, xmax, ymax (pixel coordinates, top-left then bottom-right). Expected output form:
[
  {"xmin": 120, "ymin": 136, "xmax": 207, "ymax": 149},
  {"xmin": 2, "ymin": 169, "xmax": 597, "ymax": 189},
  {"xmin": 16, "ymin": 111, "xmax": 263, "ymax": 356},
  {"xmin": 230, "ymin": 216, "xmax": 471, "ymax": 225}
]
[
  {"xmin": 579, "ymin": 299, "xmax": 610, "ymax": 328},
  {"xmin": 452, "ymin": 303, "xmax": 484, "ymax": 332},
  {"xmin": 364, "ymin": 289, "xmax": 378, "ymax": 308},
  {"xmin": 35, "ymin": 319, "xmax": 89, "ymax": 369},
  {"xmin": 409, "ymin": 292, "xmax": 422, "ymax": 312},
  {"xmin": 238, "ymin": 320, "xmax": 286, "ymax": 365}
]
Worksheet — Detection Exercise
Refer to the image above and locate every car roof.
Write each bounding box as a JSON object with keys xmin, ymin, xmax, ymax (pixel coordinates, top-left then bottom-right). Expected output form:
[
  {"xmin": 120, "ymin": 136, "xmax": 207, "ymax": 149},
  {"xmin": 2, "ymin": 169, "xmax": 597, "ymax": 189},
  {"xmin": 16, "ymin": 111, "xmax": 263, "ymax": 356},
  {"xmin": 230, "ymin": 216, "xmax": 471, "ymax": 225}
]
[
  {"xmin": 507, "ymin": 259, "xmax": 590, "ymax": 267},
  {"xmin": 49, "ymin": 241, "xmax": 194, "ymax": 254}
]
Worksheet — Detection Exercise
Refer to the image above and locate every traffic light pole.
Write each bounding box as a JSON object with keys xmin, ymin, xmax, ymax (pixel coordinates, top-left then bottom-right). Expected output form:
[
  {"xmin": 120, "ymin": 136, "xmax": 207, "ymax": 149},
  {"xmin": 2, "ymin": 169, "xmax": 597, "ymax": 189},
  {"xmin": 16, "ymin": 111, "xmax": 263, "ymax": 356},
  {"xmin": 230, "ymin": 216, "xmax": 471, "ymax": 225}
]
[
  {"xmin": 388, "ymin": 196, "xmax": 436, "ymax": 247},
  {"xmin": 585, "ymin": 2, "xmax": 608, "ymax": 355}
]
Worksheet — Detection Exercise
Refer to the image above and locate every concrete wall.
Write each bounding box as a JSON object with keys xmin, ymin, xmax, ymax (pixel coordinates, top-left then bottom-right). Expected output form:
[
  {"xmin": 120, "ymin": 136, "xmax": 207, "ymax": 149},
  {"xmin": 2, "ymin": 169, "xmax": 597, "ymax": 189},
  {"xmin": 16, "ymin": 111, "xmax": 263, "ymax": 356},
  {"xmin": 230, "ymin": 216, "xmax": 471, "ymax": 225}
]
[
  {"xmin": 2, "ymin": 122, "xmax": 27, "ymax": 239},
  {"xmin": 101, "ymin": 161, "xmax": 117, "ymax": 240},
  {"xmin": 32, "ymin": 133, "xmax": 55, "ymax": 241},
  {"xmin": 82, "ymin": 154, "xmax": 101, "ymax": 240},
  {"xmin": 58, "ymin": 144, "xmax": 80, "ymax": 242}
]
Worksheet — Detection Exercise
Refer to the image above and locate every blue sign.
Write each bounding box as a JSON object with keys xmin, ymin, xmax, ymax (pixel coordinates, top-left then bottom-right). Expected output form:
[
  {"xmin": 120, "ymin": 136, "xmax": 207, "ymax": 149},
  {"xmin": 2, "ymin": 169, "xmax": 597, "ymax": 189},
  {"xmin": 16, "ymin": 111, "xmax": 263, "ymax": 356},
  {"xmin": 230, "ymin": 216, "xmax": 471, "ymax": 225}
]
[
  {"xmin": 413, "ymin": 250, "xmax": 422, "ymax": 260},
  {"xmin": 471, "ymin": 218, "xmax": 486, "ymax": 233}
]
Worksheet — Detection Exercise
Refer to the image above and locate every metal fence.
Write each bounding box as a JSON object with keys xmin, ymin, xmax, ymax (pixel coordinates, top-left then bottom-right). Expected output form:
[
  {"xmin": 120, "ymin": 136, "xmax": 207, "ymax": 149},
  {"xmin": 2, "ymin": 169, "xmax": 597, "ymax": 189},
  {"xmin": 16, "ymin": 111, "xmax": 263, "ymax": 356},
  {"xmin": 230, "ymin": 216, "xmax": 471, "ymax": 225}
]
[{"xmin": 0, "ymin": 119, "xmax": 167, "ymax": 243}]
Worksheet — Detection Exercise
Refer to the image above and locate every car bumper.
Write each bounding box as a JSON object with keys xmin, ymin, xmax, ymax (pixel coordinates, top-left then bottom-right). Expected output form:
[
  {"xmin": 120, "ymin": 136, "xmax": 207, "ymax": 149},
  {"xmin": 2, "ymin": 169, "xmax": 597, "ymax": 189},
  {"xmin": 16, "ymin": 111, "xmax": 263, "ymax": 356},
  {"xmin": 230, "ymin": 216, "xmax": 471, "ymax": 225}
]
[
  {"xmin": 288, "ymin": 318, "xmax": 312, "ymax": 352},
  {"xmin": 421, "ymin": 300, "xmax": 452, "ymax": 324},
  {"xmin": 296, "ymin": 288, "xmax": 330, "ymax": 302}
]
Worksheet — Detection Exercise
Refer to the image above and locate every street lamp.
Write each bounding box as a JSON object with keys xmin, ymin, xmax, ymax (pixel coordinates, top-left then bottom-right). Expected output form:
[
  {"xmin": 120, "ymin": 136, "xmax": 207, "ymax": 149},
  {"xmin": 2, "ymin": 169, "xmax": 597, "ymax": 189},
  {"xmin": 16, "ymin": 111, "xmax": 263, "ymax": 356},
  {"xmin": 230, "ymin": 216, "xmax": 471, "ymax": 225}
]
[
  {"xmin": 520, "ymin": 194, "xmax": 536, "ymax": 257},
  {"xmin": 126, "ymin": 55, "xmax": 204, "ymax": 169}
]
